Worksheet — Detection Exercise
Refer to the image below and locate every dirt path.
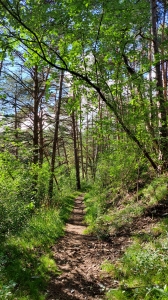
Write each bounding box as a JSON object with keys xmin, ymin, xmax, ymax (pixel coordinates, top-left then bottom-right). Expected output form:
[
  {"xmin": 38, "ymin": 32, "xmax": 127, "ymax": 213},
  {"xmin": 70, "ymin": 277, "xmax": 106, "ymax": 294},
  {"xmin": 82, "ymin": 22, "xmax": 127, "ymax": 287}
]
[
  {"xmin": 46, "ymin": 195, "xmax": 168, "ymax": 299},
  {"xmin": 46, "ymin": 194, "xmax": 131, "ymax": 300}
]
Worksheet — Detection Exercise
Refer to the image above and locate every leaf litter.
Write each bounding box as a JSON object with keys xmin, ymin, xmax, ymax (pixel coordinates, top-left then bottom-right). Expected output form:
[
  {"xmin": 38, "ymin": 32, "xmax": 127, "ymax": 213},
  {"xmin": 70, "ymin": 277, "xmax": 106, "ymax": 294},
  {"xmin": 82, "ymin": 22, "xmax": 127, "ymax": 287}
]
[{"xmin": 46, "ymin": 195, "xmax": 168, "ymax": 299}]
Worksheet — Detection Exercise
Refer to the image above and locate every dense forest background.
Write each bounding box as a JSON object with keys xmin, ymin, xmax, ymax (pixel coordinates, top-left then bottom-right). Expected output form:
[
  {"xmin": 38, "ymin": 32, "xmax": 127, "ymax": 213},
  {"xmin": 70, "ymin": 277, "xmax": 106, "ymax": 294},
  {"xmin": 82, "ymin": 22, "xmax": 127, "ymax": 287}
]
[{"xmin": 0, "ymin": 0, "xmax": 168, "ymax": 299}]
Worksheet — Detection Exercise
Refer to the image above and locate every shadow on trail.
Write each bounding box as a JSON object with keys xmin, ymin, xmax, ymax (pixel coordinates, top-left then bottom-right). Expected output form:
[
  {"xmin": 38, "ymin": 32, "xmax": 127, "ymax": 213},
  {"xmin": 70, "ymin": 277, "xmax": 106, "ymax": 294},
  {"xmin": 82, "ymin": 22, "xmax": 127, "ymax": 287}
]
[
  {"xmin": 47, "ymin": 195, "xmax": 168, "ymax": 299},
  {"xmin": 47, "ymin": 195, "xmax": 114, "ymax": 299},
  {"xmin": 48, "ymin": 272, "xmax": 103, "ymax": 300}
]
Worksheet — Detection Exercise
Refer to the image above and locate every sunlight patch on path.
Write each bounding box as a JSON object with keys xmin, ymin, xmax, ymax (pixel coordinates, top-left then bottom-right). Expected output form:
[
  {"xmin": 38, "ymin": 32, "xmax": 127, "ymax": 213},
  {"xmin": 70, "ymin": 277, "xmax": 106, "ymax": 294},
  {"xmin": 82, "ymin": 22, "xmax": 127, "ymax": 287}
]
[{"xmin": 65, "ymin": 223, "xmax": 87, "ymax": 235}]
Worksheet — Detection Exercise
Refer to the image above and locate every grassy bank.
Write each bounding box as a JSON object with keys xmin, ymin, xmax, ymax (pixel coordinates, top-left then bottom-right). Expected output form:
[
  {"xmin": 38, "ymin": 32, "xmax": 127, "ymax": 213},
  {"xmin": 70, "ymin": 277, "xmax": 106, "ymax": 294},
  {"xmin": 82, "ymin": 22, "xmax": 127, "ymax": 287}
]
[
  {"xmin": 0, "ymin": 193, "xmax": 77, "ymax": 300},
  {"xmin": 84, "ymin": 173, "xmax": 168, "ymax": 299}
]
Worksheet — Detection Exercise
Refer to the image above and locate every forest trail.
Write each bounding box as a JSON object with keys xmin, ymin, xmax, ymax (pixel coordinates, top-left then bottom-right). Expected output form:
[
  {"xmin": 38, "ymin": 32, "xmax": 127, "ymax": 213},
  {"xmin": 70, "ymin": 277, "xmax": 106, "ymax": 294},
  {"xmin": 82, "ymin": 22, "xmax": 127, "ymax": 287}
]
[{"xmin": 46, "ymin": 194, "xmax": 131, "ymax": 300}]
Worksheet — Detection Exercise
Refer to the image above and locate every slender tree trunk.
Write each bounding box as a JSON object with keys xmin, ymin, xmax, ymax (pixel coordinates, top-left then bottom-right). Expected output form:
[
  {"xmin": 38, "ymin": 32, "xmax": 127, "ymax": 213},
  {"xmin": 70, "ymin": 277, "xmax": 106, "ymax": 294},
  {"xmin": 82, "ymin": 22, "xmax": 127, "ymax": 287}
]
[
  {"xmin": 32, "ymin": 66, "xmax": 50, "ymax": 166},
  {"xmin": 30, "ymin": 66, "xmax": 40, "ymax": 202},
  {"xmin": 91, "ymin": 111, "xmax": 96, "ymax": 180},
  {"xmin": 71, "ymin": 106, "xmax": 81, "ymax": 190},
  {"xmin": 85, "ymin": 106, "xmax": 89, "ymax": 180},
  {"xmin": 151, "ymin": 0, "xmax": 168, "ymax": 169},
  {"xmin": 161, "ymin": 9, "xmax": 167, "ymax": 102},
  {"xmin": 48, "ymin": 70, "xmax": 64, "ymax": 201},
  {"xmin": 1, "ymin": 0, "xmax": 160, "ymax": 171},
  {"xmin": 148, "ymin": 31, "xmax": 155, "ymax": 127},
  {"xmin": 44, "ymin": 149, "xmax": 60, "ymax": 190},
  {"xmin": 33, "ymin": 65, "xmax": 39, "ymax": 165},
  {"xmin": 62, "ymin": 138, "xmax": 70, "ymax": 174},
  {"xmin": 39, "ymin": 108, "xmax": 43, "ymax": 166},
  {"xmin": 79, "ymin": 100, "xmax": 84, "ymax": 179},
  {"xmin": 14, "ymin": 92, "xmax": 18, "ymax": 159},
  {"xmin": 98, "ymin": 95, "xmax": 103, "ymax": 153}
]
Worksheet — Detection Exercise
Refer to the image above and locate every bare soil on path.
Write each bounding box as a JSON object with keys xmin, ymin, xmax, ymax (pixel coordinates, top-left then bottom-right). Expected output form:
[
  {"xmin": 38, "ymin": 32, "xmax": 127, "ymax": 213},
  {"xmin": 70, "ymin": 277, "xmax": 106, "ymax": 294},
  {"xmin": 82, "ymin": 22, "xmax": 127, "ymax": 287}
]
[
  {"xmin": 46, "ymin": 195, "xmax": 168, "ymax": 299},
  {"xmin": 46, "ymin": 194, "xmax": 131, "ymax": 300}
]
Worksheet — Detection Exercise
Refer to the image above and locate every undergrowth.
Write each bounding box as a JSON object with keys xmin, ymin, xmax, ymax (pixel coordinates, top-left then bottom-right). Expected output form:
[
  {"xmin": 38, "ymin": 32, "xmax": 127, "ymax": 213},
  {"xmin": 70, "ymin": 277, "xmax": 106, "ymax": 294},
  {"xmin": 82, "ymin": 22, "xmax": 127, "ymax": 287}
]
[
  {"xmin": 0, "ymin": 193, "xmax": 75, "ymax": 300},
  {"xmin": 85, "ymin": 173, "xmax": 168, "ymax": 299},
  {"xmin": 102, "ymin": 223, "xmax": 168, "ymax": 299},
  {"xmin": 84, "ymin": 173, "xmax": 168, "ymax": 237}
]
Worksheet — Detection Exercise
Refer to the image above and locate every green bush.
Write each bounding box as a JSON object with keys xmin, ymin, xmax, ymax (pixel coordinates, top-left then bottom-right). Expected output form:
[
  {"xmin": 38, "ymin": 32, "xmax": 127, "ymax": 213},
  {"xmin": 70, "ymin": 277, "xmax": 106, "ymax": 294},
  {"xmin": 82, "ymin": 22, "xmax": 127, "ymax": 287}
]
[{"xmin": 103, "ymin": 236, "xmax": 168, "ymax": 300}]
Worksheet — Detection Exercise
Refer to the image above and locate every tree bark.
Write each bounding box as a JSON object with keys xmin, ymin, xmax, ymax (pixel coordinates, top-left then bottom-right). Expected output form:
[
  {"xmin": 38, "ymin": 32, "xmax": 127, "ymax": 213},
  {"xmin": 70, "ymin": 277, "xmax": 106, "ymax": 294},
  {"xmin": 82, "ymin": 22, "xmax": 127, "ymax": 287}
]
[
  {"xmin": 79, "ymin": 99, "xmax": 84, "ymax": 179},
  {"xmin": 33, "ymin": 65, "xmax": 39, "ymax": 165},
  {"xmin": 39, "ymin": 108, "xmax": 43, "ymax": 166},
  {"xmin": 71, "ymin": 105, "xmax": 81, "ymax": 190},
  {"xmin": 14, "ymin": 92, "xmax": 18, "ymax": 159},
  {"xmin": 48, "ymin": 70, "xmax": 64, "ymax": 201},
  {"xmin": 0, "ymin": 1, "xmax": 160, "ymax": 172},
  {"xmin": 150, "ymin": 0, "xmax": 168, "ymax": 169}
]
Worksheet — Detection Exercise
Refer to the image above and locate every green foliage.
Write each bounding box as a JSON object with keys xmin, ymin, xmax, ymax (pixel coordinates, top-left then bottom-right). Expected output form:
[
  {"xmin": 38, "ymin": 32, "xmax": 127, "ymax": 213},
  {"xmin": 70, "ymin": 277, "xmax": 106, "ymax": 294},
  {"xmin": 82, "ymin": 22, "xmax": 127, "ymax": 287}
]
[
  {"xmin": 0, "ymin": 192, "xmax": 76, "ymax": 299},
  {"xmin": 94, "ymin": 136, "xmax": 149, "ymax": 193},
  {"xmin": 85, "ymin": 171, "xmax": 168, "ymax": 238},
  {"xmin": 142, "ymin": 175, "xmax": 168, "ymax": 205},
  {"xmin": 103, "ymin": 234, "xmax": 168, "ymax": 300},
  {"xmin": 0, "ymin": 152, "xmax": 50, "ymax": 237},
  {"xmin": 0, "ymin": 148, "xmax": 77, "ymax": 299},
  {"xmin": 0, "ymin": 0, "xmax": 163, "ymax": 172},
  {"xmin": 84, "ymin": 190, "xmax": 110, "ymax": 238},
  {"xmin": 83, "ymin": 137, "xmax": 152, "ymax": 236},
  {"xmin": 96, "ymin": 173, "xmax": 168, "ymax": 300},
  {"xmin": 0, "ymin": 0, "xmax": 168, "ymax": 298},
  {"xmin": 54, "ymin": 163, "xmax": 77, "ymax": 193}
]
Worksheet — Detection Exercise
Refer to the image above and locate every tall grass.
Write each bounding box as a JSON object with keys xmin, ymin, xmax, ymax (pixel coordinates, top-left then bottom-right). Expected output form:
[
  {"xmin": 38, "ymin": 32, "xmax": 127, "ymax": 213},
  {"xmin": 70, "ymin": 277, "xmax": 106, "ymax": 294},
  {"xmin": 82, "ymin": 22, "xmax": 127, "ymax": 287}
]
[
  {"xmin": 102, "ymin": 228, "xmax": 168, "ymax": 299},
  {"xmin": 84, "ymin": 173, "xmax": 168, "ymax": 236},
  {"xmin": 96, "ymin": 174, "xmax": 168, "ymax": 300},
  {"xmin": 0, "ymin": 194, "xmax": 75, "ymax": 299}
]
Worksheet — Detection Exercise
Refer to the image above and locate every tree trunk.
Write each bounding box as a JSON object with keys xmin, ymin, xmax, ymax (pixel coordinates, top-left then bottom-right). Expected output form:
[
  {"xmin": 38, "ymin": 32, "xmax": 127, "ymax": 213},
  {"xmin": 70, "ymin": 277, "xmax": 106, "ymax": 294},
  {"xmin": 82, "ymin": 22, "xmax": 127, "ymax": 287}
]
[
  {"xmin": 85, "ymin": 103, "xmax": 89, "ymax": 180},
  {"xmin": 14, "ymin": 92, "xmax": 18, "ymax": 159},
  {"xmin": 71, "ymin": 106, "xmax": 81, "ymax": 190},
  {"xmin": 150, "ymin": 0, "xmax": 168, "ymax": 169},
  {"xmin": 62, "ymin": 138, "xmax": 70, "ymax": 174},
  {"xmin": 79, "ymin": 99, "xmax": 84, "ymax": 179},
  {"xmin": 39, "ymin": 108, "xmax": 43, "ymax": 166},
  {"xmin": 33, "ymin": 65, "xmax": 39, "ymax": 165},
  {"xmin": 1, "ymin": 0, "xmax": 161, "ymax": 171},
  {"xmin": 48, "ymin": 70, "xmax": 64, "ymax": 201}
]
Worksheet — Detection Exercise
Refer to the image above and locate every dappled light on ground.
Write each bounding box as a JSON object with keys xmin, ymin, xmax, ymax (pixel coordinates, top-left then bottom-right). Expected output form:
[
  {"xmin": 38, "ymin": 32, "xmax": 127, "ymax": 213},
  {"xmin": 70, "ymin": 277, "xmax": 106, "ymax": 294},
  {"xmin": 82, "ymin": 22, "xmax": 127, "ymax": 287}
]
[
  {"xmin": 46, "ymin": 195, "xmax": 126, "ymax": 299},
  {"xmin": 46, "ymin": 194, "xmax": 168, "ymax": 299}
]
